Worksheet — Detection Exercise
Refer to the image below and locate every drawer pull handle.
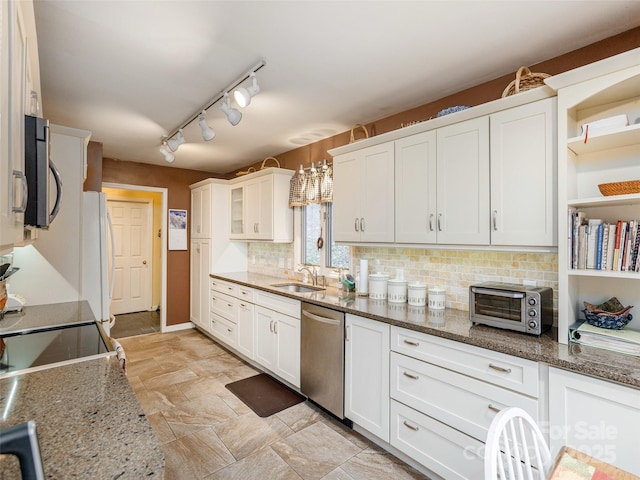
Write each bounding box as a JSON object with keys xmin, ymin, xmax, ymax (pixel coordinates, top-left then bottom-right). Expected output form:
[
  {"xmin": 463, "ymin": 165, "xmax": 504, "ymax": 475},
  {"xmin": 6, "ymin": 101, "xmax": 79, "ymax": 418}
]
[
  {"xmin": 403, "ymin": 340, "xmax": 419, "ymax": 347},
  {"xmin": 403, "ymin": 421, "xmax": 419, "ymax": 432},
  {"xmin": 489, "ymin": 364, "xmax": 512, "ymax": 374},
  {"xmin": 488, "ymin": 404, "xmax": 502, "ymax": 413},
  {"xmin": 403, "ymin": 372, "xmax": 419, "ymax": 380}
]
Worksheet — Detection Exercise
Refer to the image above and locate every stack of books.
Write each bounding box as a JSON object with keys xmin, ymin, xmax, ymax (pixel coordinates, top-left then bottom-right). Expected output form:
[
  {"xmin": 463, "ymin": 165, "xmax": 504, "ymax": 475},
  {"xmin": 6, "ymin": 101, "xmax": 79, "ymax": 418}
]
[
  {"xmin": 568, "ymin": 209, "xmax": 640, "ymax": 271},
  {"xmin": 569, "ymin": 321, "xmax": 640, "ymax": 356}
]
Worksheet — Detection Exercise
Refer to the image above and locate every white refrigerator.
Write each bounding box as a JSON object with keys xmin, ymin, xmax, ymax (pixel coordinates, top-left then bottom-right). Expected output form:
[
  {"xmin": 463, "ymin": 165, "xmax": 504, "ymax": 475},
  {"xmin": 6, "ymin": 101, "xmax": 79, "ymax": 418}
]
[{"xmin": 82, "ymin": 191, "xmax": 114, "ymax": 334}]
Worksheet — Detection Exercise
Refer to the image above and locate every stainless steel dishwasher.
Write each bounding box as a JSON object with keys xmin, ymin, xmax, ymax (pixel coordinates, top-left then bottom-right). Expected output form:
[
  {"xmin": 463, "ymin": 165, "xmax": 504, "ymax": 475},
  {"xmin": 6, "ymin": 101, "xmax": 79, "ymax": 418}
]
[{"xmin": 300, "ymin": 302, "xmax": 345, "ymax": 420}]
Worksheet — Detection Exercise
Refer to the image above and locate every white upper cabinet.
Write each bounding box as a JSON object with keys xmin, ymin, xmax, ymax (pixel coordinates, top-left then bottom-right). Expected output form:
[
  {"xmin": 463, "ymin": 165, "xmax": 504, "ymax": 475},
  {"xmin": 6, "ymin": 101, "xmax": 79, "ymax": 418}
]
[
  {"xmin": 333, "ymin": 141, "xmax": 395, "ymax": 243},
  {"xmin": 190, "ymin": 183, "xmax": 212, "ymax": 239},
  {"xmin": 490, "ymin": 97, "xmax": 557, "ymax": 246},
  {"xmin": 395, "ymin": 131, "xmax": 437, "ymax": 243},
  {"xmin": 228, "ymin": 168, "xmax": 293, "ymax": 242},
  {"xmin": 436, "ymin": 116, "xmax": 490, "ymax": 245}
]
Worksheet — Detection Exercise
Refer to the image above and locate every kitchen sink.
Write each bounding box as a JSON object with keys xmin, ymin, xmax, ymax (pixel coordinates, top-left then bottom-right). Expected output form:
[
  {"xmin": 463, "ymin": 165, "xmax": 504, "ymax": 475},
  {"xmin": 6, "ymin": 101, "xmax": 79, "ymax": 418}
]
[{"xmin": 271, "ymin": 283, "xmax": 325, "ymax": 293}]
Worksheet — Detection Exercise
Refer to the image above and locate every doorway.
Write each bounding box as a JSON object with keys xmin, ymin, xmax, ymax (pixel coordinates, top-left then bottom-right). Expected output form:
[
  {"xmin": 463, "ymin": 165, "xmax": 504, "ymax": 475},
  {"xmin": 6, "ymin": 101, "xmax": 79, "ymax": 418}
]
[{"xmin": 102, "ymin": 183, "xmax": 168, "ymax": 333}]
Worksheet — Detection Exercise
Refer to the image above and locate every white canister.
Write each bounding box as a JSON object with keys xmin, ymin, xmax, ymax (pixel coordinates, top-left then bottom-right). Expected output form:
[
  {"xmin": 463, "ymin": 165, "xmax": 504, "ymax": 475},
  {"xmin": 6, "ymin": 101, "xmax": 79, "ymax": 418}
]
[
  {"xmin": 368, "ymin": 273, "xmax": 389, "ymax": 300},
  {"xmin": 428, "ymin": 287, "xmax": 446, "ymax": 310},
  {"xmin": 387, "ymin": 279, "xmax": 407, "ymax": 303},
  {"xmin": 407, "ymin": 282, "xmax": 427, "ymax": 306}
]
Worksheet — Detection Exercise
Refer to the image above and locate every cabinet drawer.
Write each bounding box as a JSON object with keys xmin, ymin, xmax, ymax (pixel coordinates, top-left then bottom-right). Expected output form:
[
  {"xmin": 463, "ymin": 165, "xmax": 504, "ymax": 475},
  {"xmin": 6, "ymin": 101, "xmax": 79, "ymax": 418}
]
[
  {"xmin": 210, "ymin": 312, "xmax": 237, "ymax": 346},
  {"xmin": 210, "ymin": 290, "xmax": 237, "ymax": 321},
  {"xmin": 391, "ymin": 400, "xmax": 484, "ymax": 480},
  {"xmin": 255, "ymin": 290, "xmax": 300, "ymax": 319},
  {"xmin": 210, "ymin": 278, "xmax": 238, "ymax": 296},
  {"xmin": 390, "ymin": 352, "xmax": 538, "ymax": 443},
  {"xmin": 391, "ymin": 326, "xmax": 538, "ymax": 397},
  {"xmin": 237, "ymin": 286, "xmax": 255, "ymax": 303}
]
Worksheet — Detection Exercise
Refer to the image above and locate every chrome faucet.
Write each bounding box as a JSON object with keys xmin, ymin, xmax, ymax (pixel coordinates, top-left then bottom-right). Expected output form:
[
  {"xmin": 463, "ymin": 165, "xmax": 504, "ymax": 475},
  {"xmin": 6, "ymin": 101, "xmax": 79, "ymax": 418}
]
[{"xmin": 298, "ymin": 265, "xmax": 318, "ymax": 286}]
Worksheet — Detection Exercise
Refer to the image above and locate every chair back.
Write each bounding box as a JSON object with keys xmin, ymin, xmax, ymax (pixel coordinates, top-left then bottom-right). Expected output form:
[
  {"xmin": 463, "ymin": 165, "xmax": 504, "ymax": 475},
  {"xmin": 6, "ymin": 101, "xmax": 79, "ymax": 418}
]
[{"xmin": 484, "ymin": 407, "xmax": 552, "ymax": 480}]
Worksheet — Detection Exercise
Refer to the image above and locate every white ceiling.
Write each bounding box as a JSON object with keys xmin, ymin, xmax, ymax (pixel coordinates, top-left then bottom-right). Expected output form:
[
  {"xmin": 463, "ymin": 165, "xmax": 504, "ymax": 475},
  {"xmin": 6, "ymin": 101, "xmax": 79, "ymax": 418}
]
[{"xmin": 33, "ymin": 1, "xmax": 640, "ymax": 175}]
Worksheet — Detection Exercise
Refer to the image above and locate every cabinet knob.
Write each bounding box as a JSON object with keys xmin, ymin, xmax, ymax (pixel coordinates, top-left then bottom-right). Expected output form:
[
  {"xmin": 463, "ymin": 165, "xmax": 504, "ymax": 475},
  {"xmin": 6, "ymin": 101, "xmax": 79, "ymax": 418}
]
[
  {"xmin": 492, "ymin": 210, "xmax": 498, "ymax": 231},
  {"xmin": 429, "ymin": 214, "xmax": 434, "ymax": 232},
  {"xmin": 360, "ymin": 218, "xmax": 365, "ymax": 232},
  {"xmin": 437, "ymin": 213, "xmax": 443, "ymax": 232},
  {"xmin": 354, "ymin": 218, "xmax": 359, "ymax": 232},
  {"xmin": 142, "ymin": 260, "xmax": 147, "ymax": 265}
]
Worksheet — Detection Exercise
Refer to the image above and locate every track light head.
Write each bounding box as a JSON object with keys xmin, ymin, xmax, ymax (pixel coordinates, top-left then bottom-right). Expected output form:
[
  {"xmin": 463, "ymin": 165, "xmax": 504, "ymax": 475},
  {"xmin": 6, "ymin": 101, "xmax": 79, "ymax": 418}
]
[
  {"xmin": 198, "ymin": 112, "xmax": 216, "ymax": 141},
  {"xmin": 234, "ymin": 71, "xmax": 260, "ymax": 108},
  {"xmin": 220, "ymin": 93, "xmax": 242, "ymax": 126},
  {"xmin": 160, "ymin": 142, "xmax": 175, "ymax": 163},
  {"xmin": 167, "ymin": 129, "xmax": 185, "ymax": 152}
]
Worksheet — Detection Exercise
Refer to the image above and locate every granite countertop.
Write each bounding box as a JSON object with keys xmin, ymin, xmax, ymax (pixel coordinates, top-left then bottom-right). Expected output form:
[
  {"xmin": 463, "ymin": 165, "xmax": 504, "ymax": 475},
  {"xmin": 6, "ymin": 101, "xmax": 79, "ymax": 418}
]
[
  {"xmin": 212, "ymin": 271, "xmax": 640, "ymax": 389},
  {"xmin": 0, "ymin": 301, "xmax": 164, "ymax": 479}
]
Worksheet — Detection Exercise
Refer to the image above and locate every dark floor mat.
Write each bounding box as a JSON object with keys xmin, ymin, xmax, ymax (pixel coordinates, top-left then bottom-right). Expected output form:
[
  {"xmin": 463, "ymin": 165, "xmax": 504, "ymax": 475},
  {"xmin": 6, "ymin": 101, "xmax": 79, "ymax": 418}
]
[{"xmin": 225, "ymin": 373, "xmax": 305, "ymax": 417}]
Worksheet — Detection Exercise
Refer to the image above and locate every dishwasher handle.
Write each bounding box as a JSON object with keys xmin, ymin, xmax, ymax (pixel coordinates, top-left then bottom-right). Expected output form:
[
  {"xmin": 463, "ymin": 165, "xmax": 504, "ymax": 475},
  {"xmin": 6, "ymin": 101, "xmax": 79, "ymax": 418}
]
[{"xmin": 302, "ymin": 310, "xmax": 342, "ymax": 326}]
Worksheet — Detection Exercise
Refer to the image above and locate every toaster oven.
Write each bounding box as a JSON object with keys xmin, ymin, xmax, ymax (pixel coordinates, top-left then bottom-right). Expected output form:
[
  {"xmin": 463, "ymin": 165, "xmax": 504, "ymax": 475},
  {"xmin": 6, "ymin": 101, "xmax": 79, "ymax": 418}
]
[{"xmin": 470, "ymin": 282, "xmax": 553, "ymax": 335}]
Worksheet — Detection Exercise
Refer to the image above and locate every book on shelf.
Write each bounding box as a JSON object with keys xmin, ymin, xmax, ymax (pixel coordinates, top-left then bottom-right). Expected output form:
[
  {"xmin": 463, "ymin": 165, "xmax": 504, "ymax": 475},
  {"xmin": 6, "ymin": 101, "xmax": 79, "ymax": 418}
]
[
  {"xmin": 569, "ymin": 321, "xmax": 640, "ymax": 357},
  {"xmin": 568, "ymin": 211, "xmax": 640, "ymax": 273}
]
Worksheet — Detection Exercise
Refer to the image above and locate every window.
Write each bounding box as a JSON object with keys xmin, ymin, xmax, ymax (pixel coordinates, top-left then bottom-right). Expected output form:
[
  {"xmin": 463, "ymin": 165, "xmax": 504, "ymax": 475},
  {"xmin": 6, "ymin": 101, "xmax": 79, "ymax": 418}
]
[{"xmin": 302, "ymin": 203, "xmax": 350, "ymax": 271}]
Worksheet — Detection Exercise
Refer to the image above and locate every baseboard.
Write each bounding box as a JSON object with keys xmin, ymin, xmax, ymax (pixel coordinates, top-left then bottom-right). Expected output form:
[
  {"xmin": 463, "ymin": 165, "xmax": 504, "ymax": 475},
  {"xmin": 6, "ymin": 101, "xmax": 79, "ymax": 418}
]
[{"xmin": 163, "ymin": 322, "xmax": 194, "ymax": 333}]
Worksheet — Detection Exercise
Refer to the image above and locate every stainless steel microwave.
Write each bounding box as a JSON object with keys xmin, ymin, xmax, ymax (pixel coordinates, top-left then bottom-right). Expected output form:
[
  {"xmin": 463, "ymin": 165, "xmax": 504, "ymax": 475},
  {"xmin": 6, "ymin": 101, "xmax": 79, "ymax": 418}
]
[
  {"xmin": 469, "ymin": 282, "xmax": 553, "ymax": 335},
  {"xmin": 24, "ymin": 115, "xmax": 62, "ymax": 228}
]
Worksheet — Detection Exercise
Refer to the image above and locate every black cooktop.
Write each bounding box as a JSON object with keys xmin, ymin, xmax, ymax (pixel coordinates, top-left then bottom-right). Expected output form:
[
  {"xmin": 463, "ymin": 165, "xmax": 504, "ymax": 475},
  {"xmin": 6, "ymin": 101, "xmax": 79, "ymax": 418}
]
[{"xmin": 0, "ymin": 322, "xmax": 110, "ymax": 375}]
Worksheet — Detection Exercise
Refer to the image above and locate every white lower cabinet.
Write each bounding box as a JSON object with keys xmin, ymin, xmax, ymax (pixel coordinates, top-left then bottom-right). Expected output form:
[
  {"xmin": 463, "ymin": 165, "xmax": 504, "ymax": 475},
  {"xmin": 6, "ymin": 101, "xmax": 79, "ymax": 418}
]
[
  {"xmin": 344, "ymin": 314, "xmax": 390, "ymax": 442},
  {"xmin": 254, "ymin": 292, "xmax": 301, "ymax": 387},
  {"xmin": 236, "ymin": 297, "xmax": 255, "ymax": 359},
  {"xmin": 391, "ymin": 400, "xmax": 484, "ymax": 480},
  {"xmin": 549, "ymin": 367, "xmax": 640, "ymax": 476},
  {"xmin": 389, "ymin": 326, "xmax": 540, "ymax": 479}
]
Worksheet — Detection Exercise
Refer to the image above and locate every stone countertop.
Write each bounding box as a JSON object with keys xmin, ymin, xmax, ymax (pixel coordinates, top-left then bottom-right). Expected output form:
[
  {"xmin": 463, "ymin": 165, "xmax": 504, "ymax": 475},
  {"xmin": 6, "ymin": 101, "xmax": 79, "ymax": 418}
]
[
  {"xmin": 0, "ymin": 301, "xmax": 164, "ymax": 479},
  {"xmin": 0, "ymin": 300, "xmax": 97, "ymax": 335},
  {"xmin": 0, "ymin": 356, "xmax": 164, "ymax": 479},
  {"xmin": 212, "ymin": 271, "xmax": 640, "ymax": 389}
]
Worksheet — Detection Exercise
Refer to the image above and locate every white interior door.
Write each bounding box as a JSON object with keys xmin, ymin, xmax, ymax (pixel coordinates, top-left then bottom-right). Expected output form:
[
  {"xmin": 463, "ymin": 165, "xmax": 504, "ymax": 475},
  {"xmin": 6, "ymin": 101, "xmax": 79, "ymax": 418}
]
[{"xmin": 108, "ymin": 199, "xmax": 152, "ymax": 315}]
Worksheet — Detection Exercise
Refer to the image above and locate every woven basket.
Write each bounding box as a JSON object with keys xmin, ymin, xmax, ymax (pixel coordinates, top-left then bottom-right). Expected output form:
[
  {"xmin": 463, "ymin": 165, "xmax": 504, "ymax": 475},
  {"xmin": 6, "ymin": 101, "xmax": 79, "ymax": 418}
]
[
  {"xmin": 501, "ymin": 66, "xmax": 550, "ymax": 97},
  {"xmin": 598, "ymin": 180, "xmax": 640, "ymax": 196},
  {"xmin": 349, "ymin": 124, "xmax": 369, "ymax": 143},
  {"xmin": 235, "ymin": 157, "xmax": 281, "ymax": 176}
]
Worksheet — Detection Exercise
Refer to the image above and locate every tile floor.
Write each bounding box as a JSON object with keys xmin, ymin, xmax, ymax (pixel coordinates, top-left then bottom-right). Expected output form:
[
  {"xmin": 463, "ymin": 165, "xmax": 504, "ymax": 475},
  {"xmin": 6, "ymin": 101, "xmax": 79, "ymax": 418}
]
[
  {"xmin": 111, "ymin": 310, "xmax": 161, "ymax": 338},
  {"xmin": 119, "ymin": 329, "xmax": 432, "ymax": 480}
]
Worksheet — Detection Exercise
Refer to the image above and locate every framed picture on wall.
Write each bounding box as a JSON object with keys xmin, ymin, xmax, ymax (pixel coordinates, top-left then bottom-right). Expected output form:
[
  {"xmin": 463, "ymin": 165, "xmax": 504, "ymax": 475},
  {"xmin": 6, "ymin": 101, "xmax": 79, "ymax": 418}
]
[{"xmin": 168, "ymin": 209, "xmax": 187, "ymax": 250}]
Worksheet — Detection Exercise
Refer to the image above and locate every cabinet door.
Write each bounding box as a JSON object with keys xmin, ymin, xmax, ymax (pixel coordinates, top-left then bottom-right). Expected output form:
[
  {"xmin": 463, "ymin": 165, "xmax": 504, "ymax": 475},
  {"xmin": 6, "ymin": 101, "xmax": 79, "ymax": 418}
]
[
  {"xmin": 236, "ymin": 300, "xmax": 255, "ymax": 360},
  {"xmin": 395, "ymin": 131, "xmax": 437, "ymax": 243},
  {"xmin": 360, "ymin": 142, "xmax": 395, "ymax": 242},
  {"xmin": 275, "ymin": 312, "xmax": 300, "ymax": 387},
  {"xmin": 332, "ymin": 152, "xmax": 362, "ymax": 242},
  {"xmin": 549, "ymin": 367, "xmax": 640, "ymax": 476},
  {"xmin": 255, "ymin": 175, "xmax": 273, "ymax": 239},
  {"xmin": 345, "ymin": 314, "xmax": 390, "ymax": 442},
  {"xmin": 490, "ymin": 98, "xmax": 557, "ymax": 246},
  {"xmin": 436, "ymin": 117, "xmax": 490, "ymax": 245},
  {"xmin": 254, "ymin": 306, "xmax": 277, "ymax": 371},
  {"xmin": 190, "ymin": 185, "xmax": 211, "ymax": 238},
  {"xmin": 189, "ymin": 240, "xmax": 202, "ymax": 326},
  {"xmin": 0, "ymin": 1, "xmax": 27, "ymax": 250},
  {"xmin": 229, "ymin": 184, "xmax": 244, "ymax": 238}
]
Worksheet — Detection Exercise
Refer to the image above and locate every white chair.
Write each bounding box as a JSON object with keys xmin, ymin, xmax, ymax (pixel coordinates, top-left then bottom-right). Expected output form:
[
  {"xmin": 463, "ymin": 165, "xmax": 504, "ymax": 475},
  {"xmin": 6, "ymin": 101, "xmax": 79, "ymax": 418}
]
[{"xmin": 484, "ymin": 407, "xmax": 553, "ymax": 480}]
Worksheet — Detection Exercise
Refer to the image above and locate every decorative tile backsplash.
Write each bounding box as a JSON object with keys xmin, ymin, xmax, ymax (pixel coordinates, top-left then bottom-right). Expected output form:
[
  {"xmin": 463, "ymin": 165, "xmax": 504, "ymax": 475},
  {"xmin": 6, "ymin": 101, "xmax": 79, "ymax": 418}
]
[{"xmin": 248, "ymin": 243, "xmax": 558, "ymax": 318}]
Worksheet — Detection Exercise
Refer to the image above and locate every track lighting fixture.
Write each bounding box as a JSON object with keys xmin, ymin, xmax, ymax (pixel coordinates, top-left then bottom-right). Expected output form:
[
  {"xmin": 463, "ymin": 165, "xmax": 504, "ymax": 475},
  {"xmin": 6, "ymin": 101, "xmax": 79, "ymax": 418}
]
[
  {"xmin": 220, "ymin": 93, "xmax": 242, "ymax": 126},
  {"xmin": 160, "ymin": 142, "xmax": 175, "ymax": 163},
  {"xmin": 167, "ymin": 129, "xmax": 185, "ymax": 152},
  {"xmin": 234, "ymin": 71, "xmax": 260, "ymax": 108},
  {"xmin": 198, "ymin": 111, "xmax": 215, "ymax": 141},
  {"xmin": 159, "ymin": 59, "xmax": 265, "ymax": 161}
]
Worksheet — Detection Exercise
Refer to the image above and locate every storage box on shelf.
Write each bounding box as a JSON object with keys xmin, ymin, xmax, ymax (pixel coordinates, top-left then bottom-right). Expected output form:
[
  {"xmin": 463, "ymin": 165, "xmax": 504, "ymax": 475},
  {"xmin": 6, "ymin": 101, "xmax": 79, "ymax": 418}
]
[
  {"xmin": 389, "ymin": 326, "xmax": 541, "ymax": 480},
  {"xmin": 546, "ymin": 47, "xmax": 640, "ymax": 343}
]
